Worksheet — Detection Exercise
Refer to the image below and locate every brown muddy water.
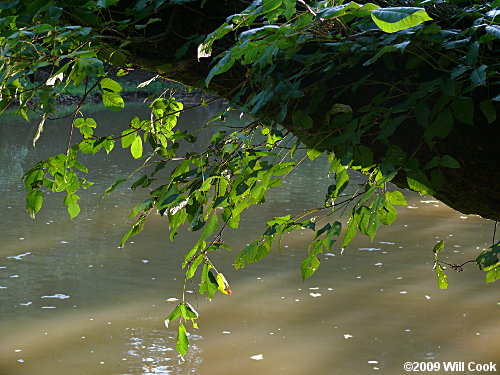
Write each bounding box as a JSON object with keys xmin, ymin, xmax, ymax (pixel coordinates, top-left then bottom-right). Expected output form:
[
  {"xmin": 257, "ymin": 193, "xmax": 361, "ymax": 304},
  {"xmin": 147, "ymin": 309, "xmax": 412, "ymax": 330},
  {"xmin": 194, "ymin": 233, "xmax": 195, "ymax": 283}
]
[{"xmin": 0, "ymin": 104, "xmax": 498, "ymax": 375}]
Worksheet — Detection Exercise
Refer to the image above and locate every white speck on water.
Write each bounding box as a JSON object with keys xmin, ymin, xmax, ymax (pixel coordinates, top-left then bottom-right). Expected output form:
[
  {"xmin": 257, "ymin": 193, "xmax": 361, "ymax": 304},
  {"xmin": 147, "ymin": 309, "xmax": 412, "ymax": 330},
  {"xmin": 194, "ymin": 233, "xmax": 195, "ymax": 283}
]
[
  {"xmin": 14, "ymin": 349, "xmax": 22, "ymax": 352},
  {"xmin": 309, "ymin": 293, "xmax": 322, "ymax": 297},
  {"xmin": 368, "ymin": 360, "xmax": 379, "ymax": 364},
  {"xmin": 460, "ymin": 216, "xmax": 468, "ymax": 219},
  {"xmin": 400, "ymin": 291, "xmax": 407, "ymax": 294},
  {"xmin": 141, "ymin": 259, "xmax": 149, "ymax": 263},
  {"xmin": 7, "ymin": 252, "xmax": 31, "ymax": 260},
  {"xmin": 453, "ymin": 245, "xmax": 462, "ymax": 248},
  {"xmin": 327, "ymin": 288, "xmax": 333, "ymax": 291},
  {"xmin": 379, "ymin": 241, "xmax": 395, "ymax": 245},
  {"xmin": 407, "ymin": 206, "xmax": 418, "ymax": 209},
  {"xmin": 309, "ymin": 287, "xmax": 319, "ymax": 290},
  {"xmin": 344, "ymin": 334, "xmax": 353, "ymax": 339},
  {"xmin": 425, "ymin": 295, "xmax": 431, "ymax": 300},
  {"xmin": 295, "ymin": 299, "xmax": 300, "ymax": 302},
  {"xmin": 325, "ymin": 252, "xmax": 335, "ymax": 257},
  {"xmin": 356, "ymin": 276, "xmax": 362, "ymax": 279},
  {"xmin": 60, "ymin": 241, "xmax": 69, "ymax": 244},
  {"xmin": 380, "ymin": 289, "xmax": 384, "ymax": 292},
  {"xmin": 41, "ymin": 306, "xmax": 56, "ymax": 309},
  {"xmin": 222, "ymin": 331, "xmax": 231, "ymax": 334},
  {"xmin": 17, "ymin": 359, "xmax": 24, "ymax": 363},
  {"xmin": 396, "ymin": 277, "xmax": 403, "ymax": 280},
  {"xmin": 250, "ymin": 354, "xmax": 264, "ymax": 360},
  {"xmin": 256, "ymin": 277, "xmax": 262, "ymax": 280},
  {"xmin": 100, "ymin": 361, "xmax": 104, "ymax": 364},
  {"xmin": 41, "ymin": 294, "xmax": 70, "ymax": 299},
  {"xmin": 476, "ymin": 332, "xmax": 480, "ymax": 336},
  {"xmin": 88, "ymin": 265, "xmax": 93, "ymax": 268},
  {"xmin": 0, "ymin": 286, "xmax": 8, "ymax": 289},
  {"xmin": 359, "ymin": 247, "xmax": 380, "ymax": 251},
  {"xmin": 107, "ymin": 322, "xmax": 112, "ymax": 325},
  {"xmin": 166, "ymin": 298, "xmax": 179, "ymax": 302},
  {"xmin": 19, "ymin": 302, "xmax": 32, "ymax": 306},
  {"xmin": 19, "ymin": 238, "xmax": 24, "ymax": 240},
  {"xmin": 421, "ymin": 200, "xmax": 438, "ymax": 203},
  {"xmin": 405, "ymin": 329, "xmax": 411, "ymax": 332},
  {"xmin": 81, "ymin": 336, "xmax": 86, "ymax": 339},
  {"xmin": 0, "ymin": 266, "xmax": 5, "ymax": 269},
  {"xmin": 374, "ymin": 262, "xmax": 383, "ymax": 266}
]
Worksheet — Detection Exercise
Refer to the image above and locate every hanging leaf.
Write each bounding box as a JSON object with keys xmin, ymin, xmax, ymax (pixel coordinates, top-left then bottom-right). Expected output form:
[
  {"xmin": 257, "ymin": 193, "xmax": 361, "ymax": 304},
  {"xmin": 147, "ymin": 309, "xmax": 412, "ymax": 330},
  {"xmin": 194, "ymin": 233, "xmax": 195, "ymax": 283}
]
[{"xmin": 176, "ymin": 322, "xmax": 188, "ymax": 357}]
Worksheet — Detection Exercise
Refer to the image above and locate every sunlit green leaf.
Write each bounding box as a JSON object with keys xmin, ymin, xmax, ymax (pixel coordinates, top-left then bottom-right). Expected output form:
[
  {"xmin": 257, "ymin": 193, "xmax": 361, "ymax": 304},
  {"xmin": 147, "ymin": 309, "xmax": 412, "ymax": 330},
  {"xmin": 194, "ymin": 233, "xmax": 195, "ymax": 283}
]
[
  {"xmin": 371, "ymin": 7, "xmax": 432, "ymax": 33},
  {"xmin": 435, "ymin": 264, "xmax": 448, "ymax": 289},
  {"xmin": 176, "ymin": 322, "xmax": 188, "ymax": 357}
]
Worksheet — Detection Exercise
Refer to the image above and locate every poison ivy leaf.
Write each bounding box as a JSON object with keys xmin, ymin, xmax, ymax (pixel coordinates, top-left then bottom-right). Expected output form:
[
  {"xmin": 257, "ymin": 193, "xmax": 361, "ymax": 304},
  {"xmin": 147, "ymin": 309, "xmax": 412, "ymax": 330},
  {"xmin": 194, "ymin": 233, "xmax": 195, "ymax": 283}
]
[
  {"xmin": 199, "ymin": 213, "xmax": 218, "ymax": 242},
  {"xmin": 407, "ymin": 169, "xmax": 432, "ymax": 195},
  {"xmin": 101, "ymin": 178, "xmax": 127, "ymax": 199},
  {"xmin": 371, "ymin": 7, "xmax": 432, "ymax": 33},
  {"xmin": 385, "ymin": 190, "xmax": 407, "ymax": 206},
  {"xmin": 485, "ymin": 267, "xmax": 500, "ymax": 283},
  {"xmin": 451, "ymin": 97, "xmax": 474, "ymax": 125},
  {"xmin": 26, "ymin": 190, "xmax": 44, "ymax": 219},
  {"xmin": 485, "ymin": 25, "xmax": 500, "ymax": 39},
  {"xmin": 176, "ymin": 322, "xmax": 188, "ymax": 357},
  {"xmin": 64, "ymin": 193, "xmax": 80, "ymax": 219},
  {"xmin": 130, "ymin": 135, "xmax": 143, "ymax": 159},
  {"xmin": 479, "ymin": 100, "xmax": 496, "ymax": 124},
  {"xmin": 102, "ymin": 91, "xmax": 124, "ymax": 111},
  {"xmin": 470, "ymin": 65, "xmax": 487, "ymax": 88},
  {"xmin": 433, "ymin": 240, "xmax": 444, "ymax": 254},
  {"xmin": 435, "ymin": 264, "xmax": 448, "ymax": 289},
  {"xmin": 440, "ymin": 155, "xmax": 460, "ymax": 169}
]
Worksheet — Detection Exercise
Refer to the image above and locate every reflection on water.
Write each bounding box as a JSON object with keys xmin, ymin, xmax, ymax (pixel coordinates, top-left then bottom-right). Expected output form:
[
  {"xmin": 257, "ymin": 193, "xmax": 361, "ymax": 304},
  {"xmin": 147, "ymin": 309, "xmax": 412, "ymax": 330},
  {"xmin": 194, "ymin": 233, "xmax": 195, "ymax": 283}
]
[{"xmin": 0, "ymin": 104, "xmax": 498, "ymax": 375}]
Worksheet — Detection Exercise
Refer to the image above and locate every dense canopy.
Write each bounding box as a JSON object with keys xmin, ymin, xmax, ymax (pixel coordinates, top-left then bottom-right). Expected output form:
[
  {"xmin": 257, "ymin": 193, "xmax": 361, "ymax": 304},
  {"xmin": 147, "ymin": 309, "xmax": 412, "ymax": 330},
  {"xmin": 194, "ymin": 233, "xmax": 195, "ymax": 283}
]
[{"xmin": 1, "ymin": 0, "xmax": 499, "ymax": 356}]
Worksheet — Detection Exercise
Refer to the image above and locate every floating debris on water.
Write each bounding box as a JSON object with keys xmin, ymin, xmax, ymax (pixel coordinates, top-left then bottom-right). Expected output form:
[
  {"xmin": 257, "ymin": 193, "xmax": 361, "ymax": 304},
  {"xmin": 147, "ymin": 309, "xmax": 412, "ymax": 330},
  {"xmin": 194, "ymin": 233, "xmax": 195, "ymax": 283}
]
[
  {"xmin": 400, "ymin": 291, "xmax": 408, "ymax": 294},
  {"xmin": 0, "ymin": 286, "xmax": 7, "ymax": 289},
  {"xmin": 60, "ymin": 241, "xmax": 69, "ymax": 244},
  {"xmin": 368, "ymin": 360, "xmax": 379, "ymax": 364},
  {"xmin": 19, "ymin": 302, "xmax": 32, "ymax": 306},
  {"xmin": 309, "ymin": 293, "xmax": 322, "ymax": 297},
  {"xmin": 421, "ymin": 200, "xmax": 438, "ymax": 203},
  {"xmin": 425, "ymin": 295, "xmax": 431, "ymax": 300},
  {"xmin": 309, "ymin": 287, "xmax": 319, "ymax": 290},
  {"xmin": 359, "ymin": 248, "xmax": 381, "ymax": 251},
  {"xmin": 7, "ymin": 252, "xmax": 31, "ymax": 260},
  {"xmin": 250, "ymin": 354, "xmax": 264, "ymax": 360},
  {"xmin": 41, "ymin": 306, "xmax": 56, "ymax": 309},
  {"xmin": 10, "ymin": 274, "xmax": 19, "ymax": 278},
  {"xmin": 141, "ymin": 259, "xmax": 149, "ymax": 263},
  {"xmin": 379, "ymin": 241, "xmax": 395, "ymax": 245},
  {"xmin": 222, "ymin": 331, "xmax": 231, "ymax": 334},
  {"xmin": 374, "ymin": 262, "xmax": 383, "ymax": 266},
  {"xmin": 41, "ymin": 294, "xmax": 70, "ymax": 299},
  {"xmin": 166, "ymin": 297, "xmax": 178, "ymax": 302},
  {"xmin": 344, "ymin": 334, "xmax": 353, "ymax": 339}
]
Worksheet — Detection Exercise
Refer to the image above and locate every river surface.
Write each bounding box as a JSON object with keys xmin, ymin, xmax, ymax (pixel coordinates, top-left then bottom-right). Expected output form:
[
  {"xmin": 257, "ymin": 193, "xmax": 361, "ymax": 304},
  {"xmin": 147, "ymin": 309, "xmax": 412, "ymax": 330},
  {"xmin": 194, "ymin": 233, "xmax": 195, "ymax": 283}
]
[{"xmin": 0, "ymin": 103, "xmax": 498, "ymax": 375}]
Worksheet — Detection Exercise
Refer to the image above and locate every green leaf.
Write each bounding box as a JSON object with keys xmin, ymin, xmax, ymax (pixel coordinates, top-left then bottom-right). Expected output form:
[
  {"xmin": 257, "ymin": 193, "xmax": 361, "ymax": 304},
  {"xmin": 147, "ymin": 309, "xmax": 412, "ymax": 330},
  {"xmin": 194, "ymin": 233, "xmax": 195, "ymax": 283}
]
[
  {"xmin": 479, "ymin": 100, "xmax": 496, "ymax": 124},
  {"xmin": 186, "ymin": 254, "xmax": 203, "ymax": 279},
  {"xmin": 485, "ymin": 25, "xmax": 500, "ymax": 39},
  {"xmin": 301, "ymin": 254, "xmax": 320, "ymax": 280},
  {"xmin": 485, "ymin": 267, "xmax": 500, "ymax": 283},
  {"xmin": 64, "ymin": 193, "xmax": 80, "ymax": 219},
  {"xmin": 407, "ymin": 169, "xmax": 432, "ymax": 195},
  {"xmin": 102, "ymin": 91, "xmax": 124, "ymax": 111},
  {"xmin": 263, "ymin": 0, "xmax": 282, "ymax": 13},
  {"xmin": 371, "ymin": 7, "xmax": 432, "ymax": 33},
  {"xmin": 341, "ymin": 211, "xmax": 360, "ymax": 249},
  {"xmin": 433, "ymin": 240, "xmax": 444, "ymax": 254},
  {"xmin": 101, "ymin": 178, "xmax": 127, "ymax": 199},
  {"xmin": 176, "ymin": 322, "xmax": 188, "ymax": 357},
  {"xmin": 130, "ymin": 135, "xmax": 143, "ymax": 159},
  {"xmin": 292, "ymin": 110, "xmax": 313, "ymax": 129},
  {"xmin": 451, "ymin": 97, "xmax": 474, "ymax": 125},
  {"xmin": 234, "ymin": 240, "xmax": 270, "ymax": 269},
  {"xmin": 470, "ymin": 65, "xmax": 487, "ymax": 88},
  {"xmin": 385, "ymin": 190, "xmax": 407, "ymax": 206},
  {"xmin": 440, "ymin": 155, "xmax": 460, "ymax": 169},
  {"xmin": 100, "ymin": 77, "xmax": 122, "ymax": 93},
  {"xmin": 199, "ymin": 213, "xmax": 218, "ymax": 242},
  {"xmin": 26, "ymin": 190, "xmax": 44, "ymax": 219},
  {"xmin": 121, "ymin": 129, "xmax": 136, "ymax": 148},
  {"xmin": 435, "ymin": 264, "xmax": 448, "ymax": 289}
]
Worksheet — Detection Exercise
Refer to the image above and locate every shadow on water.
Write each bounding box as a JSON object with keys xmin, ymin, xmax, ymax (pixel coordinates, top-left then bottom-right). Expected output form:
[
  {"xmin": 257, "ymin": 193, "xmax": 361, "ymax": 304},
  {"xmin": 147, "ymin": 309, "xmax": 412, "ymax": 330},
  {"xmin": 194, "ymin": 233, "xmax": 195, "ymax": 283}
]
[{"xmin": 0, "ymin": 104, "xmax": 498, "ymax": 375}]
